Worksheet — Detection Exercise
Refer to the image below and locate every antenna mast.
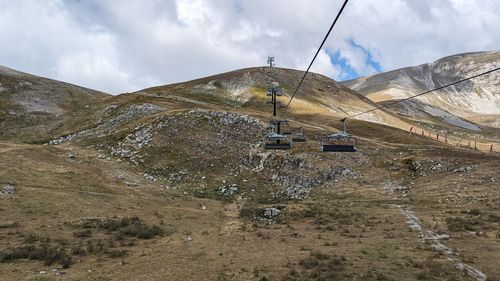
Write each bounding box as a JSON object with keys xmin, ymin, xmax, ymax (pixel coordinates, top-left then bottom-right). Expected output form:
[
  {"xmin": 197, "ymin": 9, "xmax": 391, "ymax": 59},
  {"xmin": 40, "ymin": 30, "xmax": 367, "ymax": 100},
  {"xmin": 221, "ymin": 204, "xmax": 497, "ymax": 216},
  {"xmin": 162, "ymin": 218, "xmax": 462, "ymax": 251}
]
[{"xmin": 267, "ymin": 56, "xmax": 275, "ymax": 67}]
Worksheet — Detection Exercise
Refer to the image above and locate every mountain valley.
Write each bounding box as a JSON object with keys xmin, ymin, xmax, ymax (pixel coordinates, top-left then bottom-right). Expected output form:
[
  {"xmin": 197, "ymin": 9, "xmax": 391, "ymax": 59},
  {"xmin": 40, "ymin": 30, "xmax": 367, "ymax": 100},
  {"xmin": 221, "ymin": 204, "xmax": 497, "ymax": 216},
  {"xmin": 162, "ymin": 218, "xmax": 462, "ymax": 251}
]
[{"xmin": 0, "ymin": 54, "xmax": 499, "ymax": 281}]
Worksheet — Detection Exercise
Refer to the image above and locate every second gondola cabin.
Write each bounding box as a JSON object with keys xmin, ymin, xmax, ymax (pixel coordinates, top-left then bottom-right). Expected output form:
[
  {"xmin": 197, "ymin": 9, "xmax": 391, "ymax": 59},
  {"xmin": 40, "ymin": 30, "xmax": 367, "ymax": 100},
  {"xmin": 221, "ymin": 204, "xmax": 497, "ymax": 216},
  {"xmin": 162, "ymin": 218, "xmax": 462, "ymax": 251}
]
[
  {"xmin": 321, "ymin": 132, "xmax": 356, "ymax": 152},
  {"xmin": 264, "ymin": 131, "xmax": 292, "ymax": 149}
]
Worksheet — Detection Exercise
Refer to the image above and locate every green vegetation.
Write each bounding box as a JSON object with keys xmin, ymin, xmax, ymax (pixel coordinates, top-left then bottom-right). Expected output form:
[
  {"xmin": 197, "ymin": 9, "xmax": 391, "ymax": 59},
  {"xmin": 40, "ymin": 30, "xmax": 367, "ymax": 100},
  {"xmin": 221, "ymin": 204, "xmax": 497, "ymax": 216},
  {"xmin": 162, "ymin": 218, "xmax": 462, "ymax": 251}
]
[
  {"xmin": 446, "ymin": 216, "xmax": 483, "ymax": 232},
  {"xmin": 73, "ymin": 229, "xmax": 92, "ymax": 238},
  {"xmin": 0, "ymin": 245, "xmax": 72, "ymax": 268},
  {"xmin": 286, "ymin": 251, "xmax": 350, "ymax": 281},
  {"xmin": 415, "ymin": 255, "xmax": 467, "ymax": 281},
  {"xmin": 78, "ymin": 216, "xmax": 165, "ymax": 239}
]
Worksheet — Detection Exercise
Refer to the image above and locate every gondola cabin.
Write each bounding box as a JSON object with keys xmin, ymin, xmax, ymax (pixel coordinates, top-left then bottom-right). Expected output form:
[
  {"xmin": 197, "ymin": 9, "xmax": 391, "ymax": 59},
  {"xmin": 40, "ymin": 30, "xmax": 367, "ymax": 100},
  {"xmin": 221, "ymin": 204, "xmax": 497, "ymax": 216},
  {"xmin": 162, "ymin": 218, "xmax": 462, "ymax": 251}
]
[
  {"xmin": 321, "ymin": 132, "xmax": 356, "ymax": 152},
  {"xmin": 264, "ymin": 132, "xmax": 292, "ymax": 149},
  {"xmin": 292, "ymin": 128, "xmax": 307, "ymax": 142}
]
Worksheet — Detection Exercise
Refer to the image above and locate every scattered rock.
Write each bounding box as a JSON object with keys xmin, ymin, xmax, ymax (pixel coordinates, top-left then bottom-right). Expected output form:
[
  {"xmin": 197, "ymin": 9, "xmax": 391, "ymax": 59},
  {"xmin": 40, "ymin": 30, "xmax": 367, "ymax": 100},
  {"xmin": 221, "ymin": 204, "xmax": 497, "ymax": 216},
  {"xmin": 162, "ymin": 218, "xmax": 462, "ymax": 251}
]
[
  {"xmin": 279, "ymin": 166, "xmax": 355, "ymax": 199},
  {"xmin": 217, "ymin": 184, "xmax": 238, "ymax": 196},
  {"xmin": 263, "ymin": 208, "xmax": 281, "ymax": 219},
  {"xmin": 125, "ymin": 181, "xmax": 139, "ymax": 187},
  {"xmin": 49, "ymin": 103, "xmax": 165, "ymax": 145},
  {"xmin": 0, "ymin": 221, "xmax": 18, "ymax": 228},
  {"xmin": 2, "ymin": 185, "xmax": 16, "ymax": 194},
  {"xmin": 144, "ymin": 174, "xmax": 157, "ymax": 182}
]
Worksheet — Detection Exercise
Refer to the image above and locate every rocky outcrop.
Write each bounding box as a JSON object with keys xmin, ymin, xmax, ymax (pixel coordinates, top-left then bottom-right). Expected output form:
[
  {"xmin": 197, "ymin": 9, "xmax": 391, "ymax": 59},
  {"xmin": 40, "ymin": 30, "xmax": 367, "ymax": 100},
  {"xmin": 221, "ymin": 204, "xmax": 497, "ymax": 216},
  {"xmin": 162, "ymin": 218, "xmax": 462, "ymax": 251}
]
[
  {"xmin": 49, "ymin": 103, "xmax": 165, "ymax": 145},
  {"xmin": 1, "ymin": 185, "xmax": 16, "ymax": 195},
  {"xmin": 111, "ymin": 109, "xmax": 264, "ymax": 165},
  {"xmin": 342, "ymin": 51, "xmax": 500, "ymax": 128}
]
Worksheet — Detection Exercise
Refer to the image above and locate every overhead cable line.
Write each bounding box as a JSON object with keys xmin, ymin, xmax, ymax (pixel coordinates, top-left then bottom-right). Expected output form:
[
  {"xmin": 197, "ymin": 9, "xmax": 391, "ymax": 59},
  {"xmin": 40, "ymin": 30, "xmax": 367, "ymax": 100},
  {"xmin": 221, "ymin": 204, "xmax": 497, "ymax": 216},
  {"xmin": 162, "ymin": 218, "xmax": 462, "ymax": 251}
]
[
  {"xmin": 343, "ymin": 66, "xmax": 500, "ymax": 121},
  {"xmin": 280, "ymin": 0, "xmax": 350, "ymax": 118}
]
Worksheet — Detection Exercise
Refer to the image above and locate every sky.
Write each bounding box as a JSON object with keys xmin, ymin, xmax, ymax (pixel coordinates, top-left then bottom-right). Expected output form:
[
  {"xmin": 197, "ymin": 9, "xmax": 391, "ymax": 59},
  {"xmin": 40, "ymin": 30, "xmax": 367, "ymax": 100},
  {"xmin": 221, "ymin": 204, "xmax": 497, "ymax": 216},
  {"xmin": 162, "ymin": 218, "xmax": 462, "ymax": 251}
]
[{"xmin": 0, "ymin": 0, "xmax": 499, "ymax": 94}]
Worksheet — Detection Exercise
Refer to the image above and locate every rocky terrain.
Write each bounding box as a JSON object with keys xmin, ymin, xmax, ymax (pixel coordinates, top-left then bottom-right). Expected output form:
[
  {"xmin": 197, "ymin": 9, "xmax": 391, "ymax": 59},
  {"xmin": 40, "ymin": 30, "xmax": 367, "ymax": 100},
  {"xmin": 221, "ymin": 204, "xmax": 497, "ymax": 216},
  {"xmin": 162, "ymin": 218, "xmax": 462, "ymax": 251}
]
[
  {"xmin": 342, "ymin": 51, "xmax": 500, "ymax": 131},
  {"xmin": 0, "ymin": 65, "xmax": 108, "ymax": 142},
  {"xmin": 0, "ymin": 63, "xmax": 499, "ymax": 281}
]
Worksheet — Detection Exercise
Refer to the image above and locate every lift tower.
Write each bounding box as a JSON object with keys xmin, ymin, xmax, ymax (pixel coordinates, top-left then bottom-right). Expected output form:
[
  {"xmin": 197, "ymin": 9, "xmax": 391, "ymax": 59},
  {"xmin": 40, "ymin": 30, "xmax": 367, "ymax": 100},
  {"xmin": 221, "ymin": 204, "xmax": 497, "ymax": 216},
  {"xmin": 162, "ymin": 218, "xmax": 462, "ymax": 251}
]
[
  {"xmin": 267, "ymin": 56, "xmax": 275, "ymax": 67},
  {"xmin": 263, "ymin": 57, "xmax": 292, "ymax": 149}
]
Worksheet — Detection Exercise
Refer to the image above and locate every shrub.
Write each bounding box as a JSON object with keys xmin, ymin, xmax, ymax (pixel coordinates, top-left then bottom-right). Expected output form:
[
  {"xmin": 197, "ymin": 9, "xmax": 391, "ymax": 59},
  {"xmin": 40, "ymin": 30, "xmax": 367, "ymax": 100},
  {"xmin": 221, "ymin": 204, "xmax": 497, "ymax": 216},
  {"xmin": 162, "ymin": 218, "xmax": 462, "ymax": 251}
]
[
  {"xmin": 461, "ymin": 209, "xmax": 481, "ymax": 216},
  {"xmin": 0, "ymin": 245, "xmax": 73, "ymax": 268},
  {"xmin": 0, "ymin": 221, "xmax": 19, "ymax": 229},
  {"xmin": 71, "ymin": 245, "xmax": 86, "ymax": 256},
  {"xmin": 287, "ymin": 251, "xmax": 348, "ymax": 280},
  {"xmin": 239, "ymin": 207, "xmax": 261, "ymax": 219},
  {"xmin": 416, "ymin": 255, "xmax": 466, "ymax": 280},
  {"xmin": 73, "ymin": 229, "xmax": 92, "ymax": 238},
  {"xmin": 106, "ymin": 249, "xmax": 127, "ymax": 258},
  {"xmin": 446, "ymin": 217, "xmax": 482, "ymax": 232},
  {"xmin": 97, "ymin": 217, "xmax": 165, "ymax": 239},
  {"xmin": 24, "ymin": 233, "xmax": 41, "ymax": 244},
  {"xmin": 118, "ymin": 223, "xmax": 163, "ymax": 239}
]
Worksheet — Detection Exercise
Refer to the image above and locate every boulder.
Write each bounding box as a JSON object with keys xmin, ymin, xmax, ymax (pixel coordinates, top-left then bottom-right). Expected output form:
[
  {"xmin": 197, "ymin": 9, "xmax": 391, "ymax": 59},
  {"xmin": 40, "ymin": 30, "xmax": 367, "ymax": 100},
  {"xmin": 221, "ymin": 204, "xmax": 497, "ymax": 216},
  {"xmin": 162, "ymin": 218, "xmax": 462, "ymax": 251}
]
[
  {"xmin": 263, "ymin": 207, "xmax": 281, "ymax": 219},
  {"xmin": 2, "ymin": 185, "xmax": 15, "ymax": 194}
]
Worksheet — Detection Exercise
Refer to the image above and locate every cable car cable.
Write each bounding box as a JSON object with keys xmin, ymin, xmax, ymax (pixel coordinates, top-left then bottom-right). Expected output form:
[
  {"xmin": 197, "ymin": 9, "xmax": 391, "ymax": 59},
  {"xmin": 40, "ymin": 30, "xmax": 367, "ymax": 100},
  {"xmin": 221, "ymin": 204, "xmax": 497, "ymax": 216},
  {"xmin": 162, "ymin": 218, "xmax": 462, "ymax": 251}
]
[
  {"xmin": 280, "ymin": 0, "xmax": 350, "ymax": 119},
  {"xmin": 342, "ymin": 66, "xmax": 500, "ymax": 121}
]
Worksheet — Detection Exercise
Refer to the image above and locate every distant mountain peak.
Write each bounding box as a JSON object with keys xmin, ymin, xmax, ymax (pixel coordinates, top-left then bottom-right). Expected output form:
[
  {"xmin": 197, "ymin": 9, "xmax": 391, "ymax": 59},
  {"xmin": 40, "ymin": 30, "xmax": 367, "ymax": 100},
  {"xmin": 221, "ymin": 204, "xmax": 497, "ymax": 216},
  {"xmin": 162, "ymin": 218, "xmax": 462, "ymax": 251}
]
[{"xmin": 341, "ymin": 51, "xmax": 500, "ymax": 128}]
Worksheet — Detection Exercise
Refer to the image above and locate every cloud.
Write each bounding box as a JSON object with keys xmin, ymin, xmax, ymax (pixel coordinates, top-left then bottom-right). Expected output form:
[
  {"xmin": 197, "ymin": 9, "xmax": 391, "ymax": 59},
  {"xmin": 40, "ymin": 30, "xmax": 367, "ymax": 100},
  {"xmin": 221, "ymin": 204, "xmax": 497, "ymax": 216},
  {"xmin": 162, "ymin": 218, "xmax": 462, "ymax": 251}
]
[{"xmin": 0, "ymin": 0, "xmax": 499, "ymax": 94}]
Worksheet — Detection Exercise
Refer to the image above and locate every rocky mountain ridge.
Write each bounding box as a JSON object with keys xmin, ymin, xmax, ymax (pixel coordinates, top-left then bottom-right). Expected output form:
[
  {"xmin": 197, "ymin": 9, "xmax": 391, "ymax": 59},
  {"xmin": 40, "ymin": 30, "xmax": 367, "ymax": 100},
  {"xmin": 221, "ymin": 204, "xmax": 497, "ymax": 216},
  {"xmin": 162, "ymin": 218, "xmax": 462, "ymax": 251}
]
[
  {"xmin": 342, "ymin": 51, "xmax": 500, "ymax": 129},
  {"xmin": 1, "ymin": 61, "xmax": 499, "ymax": 281}
]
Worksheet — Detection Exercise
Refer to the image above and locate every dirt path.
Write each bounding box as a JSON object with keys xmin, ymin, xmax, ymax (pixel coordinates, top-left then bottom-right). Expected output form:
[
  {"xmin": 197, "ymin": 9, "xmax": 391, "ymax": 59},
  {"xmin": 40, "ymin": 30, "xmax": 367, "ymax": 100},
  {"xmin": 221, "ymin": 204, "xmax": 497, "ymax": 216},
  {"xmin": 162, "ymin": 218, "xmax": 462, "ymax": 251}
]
[
  {"xmin": 220, "ymin": 202, "xmax": 243, "ymax": 236},
  {"xmin": 0, "ymin": 142, "xmax": 29, "ymax": 152},
  {"xmin": 383, "ymin": 182, "xmax": 487, "ymax": 281}
]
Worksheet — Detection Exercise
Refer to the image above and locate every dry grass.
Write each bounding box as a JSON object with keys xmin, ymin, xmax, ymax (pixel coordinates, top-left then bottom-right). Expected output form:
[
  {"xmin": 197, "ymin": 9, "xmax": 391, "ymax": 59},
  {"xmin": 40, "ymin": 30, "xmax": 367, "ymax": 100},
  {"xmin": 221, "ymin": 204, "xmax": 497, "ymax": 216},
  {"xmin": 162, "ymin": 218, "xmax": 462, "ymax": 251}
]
[{"xmin": 1, "ymin": 66, "xmax": 499, "ymax": 280}]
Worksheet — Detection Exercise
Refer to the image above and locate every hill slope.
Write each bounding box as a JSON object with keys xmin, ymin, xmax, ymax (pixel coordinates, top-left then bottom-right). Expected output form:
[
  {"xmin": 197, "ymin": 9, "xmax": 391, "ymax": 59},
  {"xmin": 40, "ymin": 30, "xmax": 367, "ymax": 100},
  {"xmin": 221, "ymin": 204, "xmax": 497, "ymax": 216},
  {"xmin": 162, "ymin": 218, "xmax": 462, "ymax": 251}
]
[
  {"xmin": 135, "ymin": 67, "xmax": 416, "ymax": 129},
  {"xmin": 342, "ymin": 51, "xmax": 500, "ymax": 128},
  {"xmin": 0, "ymin": 65, "xmax": 499, "ymax": 281},
  {"xmin": 0, "ymin": 65, "xmax": 109, "ymax": 141}
]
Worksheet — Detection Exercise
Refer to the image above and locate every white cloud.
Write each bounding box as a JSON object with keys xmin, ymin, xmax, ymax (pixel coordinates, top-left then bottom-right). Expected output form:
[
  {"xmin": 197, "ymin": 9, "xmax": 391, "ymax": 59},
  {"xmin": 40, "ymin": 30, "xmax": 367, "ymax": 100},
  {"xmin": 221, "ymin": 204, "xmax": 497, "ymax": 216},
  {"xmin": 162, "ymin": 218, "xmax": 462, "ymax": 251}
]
[
  {"xmin": 0, "ymin": 0, "xmax": 140, "ymax": 92},
  {"xmin": 0, "ymin": 0, "xmax": 499, "ymax": 94},
  {"xmin": 296, "ymin": 49, "xmax": 342, "ymax": 80}
]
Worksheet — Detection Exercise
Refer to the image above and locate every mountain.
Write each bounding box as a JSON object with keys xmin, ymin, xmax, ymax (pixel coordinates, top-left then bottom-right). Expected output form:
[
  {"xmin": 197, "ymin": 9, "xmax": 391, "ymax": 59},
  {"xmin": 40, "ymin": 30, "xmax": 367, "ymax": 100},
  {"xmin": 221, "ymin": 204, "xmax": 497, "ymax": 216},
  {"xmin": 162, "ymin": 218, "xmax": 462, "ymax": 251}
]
[
  {"xmin": 135, "ymin": 67, "xmax": 410, "ymax": 126},
  {"xmin": 342, "ymin": 51, "xmax": 500, "ymax": 129},
  {"xmin": 0, "ymin": 64, "xmax": 499, "ymax": 281},
  {"xmin": 0, "ymin": 65, "xmax": 109, "ymax": 141}
]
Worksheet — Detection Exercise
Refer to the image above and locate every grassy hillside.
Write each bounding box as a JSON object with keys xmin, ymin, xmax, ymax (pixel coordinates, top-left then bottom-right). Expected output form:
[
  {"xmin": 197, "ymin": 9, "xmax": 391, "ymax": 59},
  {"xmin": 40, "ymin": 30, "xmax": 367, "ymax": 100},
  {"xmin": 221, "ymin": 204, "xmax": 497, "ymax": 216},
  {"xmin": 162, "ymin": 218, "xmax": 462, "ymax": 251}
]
[{"xmin": 0, "ymin": 65, "xmax": 499, "ymax": 281}]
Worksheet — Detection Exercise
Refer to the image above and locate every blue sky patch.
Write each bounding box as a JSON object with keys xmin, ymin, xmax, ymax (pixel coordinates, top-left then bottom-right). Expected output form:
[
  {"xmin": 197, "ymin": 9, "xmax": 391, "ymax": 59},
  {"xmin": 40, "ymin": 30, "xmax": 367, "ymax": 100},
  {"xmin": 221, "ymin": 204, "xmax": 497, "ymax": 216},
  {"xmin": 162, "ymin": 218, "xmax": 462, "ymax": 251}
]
[{"xmin": 328, "ymin": 39, "xmax": 382, "ymax": 81}]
